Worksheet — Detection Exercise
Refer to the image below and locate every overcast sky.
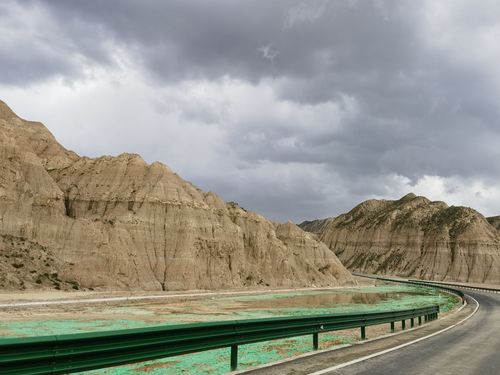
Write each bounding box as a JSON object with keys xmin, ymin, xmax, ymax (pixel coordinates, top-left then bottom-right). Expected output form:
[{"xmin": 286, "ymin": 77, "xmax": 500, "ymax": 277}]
[{"xmin": 2, "ymin": 0, "xmax": 500, "ymax": 222}]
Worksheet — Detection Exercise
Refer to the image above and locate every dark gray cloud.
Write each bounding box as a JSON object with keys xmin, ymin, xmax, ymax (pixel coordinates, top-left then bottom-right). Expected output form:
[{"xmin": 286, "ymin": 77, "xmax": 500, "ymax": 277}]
[
  {"xmin": 32, "ymin": 0, "xmax": 417, "ymax": 83},
  {"xmin": 2, "ymin": 0, "xmax": 500, "ymax": 221},
  {"xmin": 0, "ymin": 1, "xmax": 114, "ymax": 84},
  {"xmin": 36, "ymin": 0, "xmax": 287, "ymax": 82}
]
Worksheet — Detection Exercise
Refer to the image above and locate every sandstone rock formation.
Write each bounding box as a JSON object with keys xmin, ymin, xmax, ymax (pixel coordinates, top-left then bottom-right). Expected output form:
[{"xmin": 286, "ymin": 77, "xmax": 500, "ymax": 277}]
[
  {"xmin": 300, "ymin": 193, "xmax": 500, "ymax": 284},
  {"xmin": 0, "ymin": 100, "xmax": 354, "ymax": 291}
]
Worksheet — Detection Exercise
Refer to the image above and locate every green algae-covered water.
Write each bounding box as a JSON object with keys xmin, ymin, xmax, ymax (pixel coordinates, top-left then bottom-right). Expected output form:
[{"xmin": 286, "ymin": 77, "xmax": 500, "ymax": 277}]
[{"xmin": 0, "ymin": 284, "xmax": 460, "ymax": 374}]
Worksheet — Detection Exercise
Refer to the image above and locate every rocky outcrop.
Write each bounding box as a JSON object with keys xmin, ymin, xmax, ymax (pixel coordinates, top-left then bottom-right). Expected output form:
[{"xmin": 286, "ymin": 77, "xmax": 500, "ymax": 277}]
[
  {"xmin": 298, "ymin": 218, "xmax": 332, "ymax": 235},
  {"xmin": 300, "ymin": 193, "xmax": 500, "ymax": 284},
  {"xmin": 487, "ymin": 216, "xmax": 500, "ymax": 231},
  {"xmin": 0, "ymin": 100, "xmax": 354, "ymax": 291}
]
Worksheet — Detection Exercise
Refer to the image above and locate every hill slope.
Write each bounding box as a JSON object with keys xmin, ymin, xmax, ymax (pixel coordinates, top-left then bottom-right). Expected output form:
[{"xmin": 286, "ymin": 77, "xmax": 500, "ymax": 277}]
[
  {"xmin": 300, "ymin": 193, "xmax": 500, "ymax": 284},
  {"xmin": 487, "ymin": 216, "xmax": 500, "ymax": 231},
  {"xmin": 0, "ymin": 100, "xmax": 354, "ymax": 291}
]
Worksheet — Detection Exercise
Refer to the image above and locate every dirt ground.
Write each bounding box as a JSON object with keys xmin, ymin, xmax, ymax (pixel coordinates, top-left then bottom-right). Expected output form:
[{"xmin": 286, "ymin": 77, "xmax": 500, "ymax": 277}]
[
  {"xmin": 0, "ymin": 279, "xmax": 458, "ymax": 337},
  {"xmin": 0, "ymin": 278, "xmax": 463, "ymax": 375},
  {"xmin": 0, "ymin": 276, "xmax": 374, "ymax": 304}
]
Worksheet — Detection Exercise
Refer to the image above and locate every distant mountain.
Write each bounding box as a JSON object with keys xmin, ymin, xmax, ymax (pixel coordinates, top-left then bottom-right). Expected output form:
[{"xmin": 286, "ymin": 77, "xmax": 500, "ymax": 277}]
[
  {"xmin": 298, "ymin": 218, "xmax": 333, "ymax": 235},
  {"xmin": 300, "ymin": 193, "xmax": 500, "ymax": 284},
  {"xmin": 0, "ymin": 100, "xmax": 354, "ymax": 291},
  {"xmin": 487, "ymin": 215, "xmax": 500, "ymax": 231}
]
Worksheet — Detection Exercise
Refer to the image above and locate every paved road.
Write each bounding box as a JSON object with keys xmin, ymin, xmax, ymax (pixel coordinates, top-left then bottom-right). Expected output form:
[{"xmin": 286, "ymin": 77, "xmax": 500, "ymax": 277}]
[{"xmin": 324, "ymin": 290, "xmax": 500, "ymax": 375}]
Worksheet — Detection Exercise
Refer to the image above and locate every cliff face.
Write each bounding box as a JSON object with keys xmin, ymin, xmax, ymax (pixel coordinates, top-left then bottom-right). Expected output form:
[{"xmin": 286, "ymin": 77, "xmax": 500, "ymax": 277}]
[
  {"xmin": 0, "ymin": 100, "xmax": 354, "ymax": 291},
  {"xmin": 300, "ymin": 193, "xmax": 500, "ymax": 284}
]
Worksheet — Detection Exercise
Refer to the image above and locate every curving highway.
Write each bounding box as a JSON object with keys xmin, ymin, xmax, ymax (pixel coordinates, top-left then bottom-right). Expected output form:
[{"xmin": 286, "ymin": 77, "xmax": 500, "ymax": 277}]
[{"xmin": 317, "ymin": 290, "xmax": 500, "ymax": 375}]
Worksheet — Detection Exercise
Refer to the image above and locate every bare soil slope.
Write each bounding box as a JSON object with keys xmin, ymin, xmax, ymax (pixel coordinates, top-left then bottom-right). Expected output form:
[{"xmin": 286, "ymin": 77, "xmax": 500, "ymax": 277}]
[
  {"xmin": 300, "ymin": 193, "xmax": 500, "ymax": 284},
  {"xmin": 0, "ymin": 100, "xmax": 354, "ymax": 291}
]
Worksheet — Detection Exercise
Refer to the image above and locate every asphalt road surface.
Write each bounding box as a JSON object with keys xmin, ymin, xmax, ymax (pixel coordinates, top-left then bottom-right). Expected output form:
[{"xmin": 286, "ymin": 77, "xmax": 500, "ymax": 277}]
[{"xmin": 323, "ymin": 290, "xmax": 500, "ymax": 375}]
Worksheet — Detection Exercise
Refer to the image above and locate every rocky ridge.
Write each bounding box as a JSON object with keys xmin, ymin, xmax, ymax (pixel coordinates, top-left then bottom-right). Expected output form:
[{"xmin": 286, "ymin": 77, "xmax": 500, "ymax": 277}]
[
  {"xmin": 297, "ymin": 218, "xmax": 332, "ymax": 236},
  {"xmin": 300, "ymin": 193, "xmax": 500, "ymax": 284},
  {"xmin": 487, "ymin": 216, "xmax": 500, "ymax": 231},
  {"xmin": 0, "ymin": 100, "xmax": 354, "ymax": 291}
]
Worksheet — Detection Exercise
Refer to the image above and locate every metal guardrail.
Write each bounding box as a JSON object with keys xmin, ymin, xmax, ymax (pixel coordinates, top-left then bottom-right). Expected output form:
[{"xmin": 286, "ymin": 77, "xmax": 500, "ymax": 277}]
[
  {"xmin": 0, "ymin": 305, "xmax": 439, "ymax": 374},
  {"xmin": 352, "ymin": 273, "xmax": 467, "ymax": 303},
  {"xmin": 407, "ymin": 279, "xmax": 500, "ymax": 294},
  {"xmin": 380, "ymin": 277, "xmax": 465, "ymax": 302}
]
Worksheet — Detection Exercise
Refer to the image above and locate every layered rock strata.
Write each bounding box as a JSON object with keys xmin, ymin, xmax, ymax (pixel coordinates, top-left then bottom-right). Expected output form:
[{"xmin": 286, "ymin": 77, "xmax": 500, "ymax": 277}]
[
  {"xmin": 300, "ymin": 193, "xmax": 500, "ymax": 284},
  {"xmin": 0, "ymin": 100, "xmax": 354, "ymax": 291}
]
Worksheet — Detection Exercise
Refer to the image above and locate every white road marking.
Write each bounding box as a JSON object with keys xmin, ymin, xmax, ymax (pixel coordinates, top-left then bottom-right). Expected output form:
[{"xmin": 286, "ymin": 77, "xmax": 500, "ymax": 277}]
[{"xmin": 307, "ymin": 295, "xmax": 480, "ymax": 375}]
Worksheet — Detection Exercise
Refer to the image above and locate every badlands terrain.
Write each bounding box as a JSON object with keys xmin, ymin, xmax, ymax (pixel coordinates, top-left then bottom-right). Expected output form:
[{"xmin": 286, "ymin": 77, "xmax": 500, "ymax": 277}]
[
  {"xmin": 0, "ymin": 100, "xmax": 353, "ymax": 291},
  {"xmin": 1, "ymin": 98, "xmax": 499, "ymax": 293},
  {"xmin": 300, "ymin": 193, "xmax": 500, "ymax": 284}
]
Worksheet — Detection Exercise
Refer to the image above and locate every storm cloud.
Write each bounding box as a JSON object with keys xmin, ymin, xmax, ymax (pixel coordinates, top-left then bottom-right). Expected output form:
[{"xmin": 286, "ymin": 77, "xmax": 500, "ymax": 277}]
[{"xmin": 1, "ymin": 0, "xmax": 500, "ymax": 221}]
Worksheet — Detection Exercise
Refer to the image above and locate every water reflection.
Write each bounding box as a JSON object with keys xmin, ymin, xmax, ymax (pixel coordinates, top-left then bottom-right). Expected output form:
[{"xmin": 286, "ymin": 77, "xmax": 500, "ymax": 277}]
[{"xmin": 235, "ymin": 292, "xmax": 418, "ymax": 309}]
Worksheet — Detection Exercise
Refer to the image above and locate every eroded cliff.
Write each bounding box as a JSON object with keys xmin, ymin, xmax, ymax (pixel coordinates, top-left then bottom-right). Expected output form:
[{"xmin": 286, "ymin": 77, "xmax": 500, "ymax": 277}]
[
  {"xmin": 300, "ymin": 193, "xmax": 500, "ymax": 284},
  {"xmin": 0, "ymin": 100, "xmax": 354, "ymax": 291}
]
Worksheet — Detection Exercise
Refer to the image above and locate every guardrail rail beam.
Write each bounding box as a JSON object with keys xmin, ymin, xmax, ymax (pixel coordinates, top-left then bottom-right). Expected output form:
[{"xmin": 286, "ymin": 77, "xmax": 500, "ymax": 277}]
[{"xmin": 0, "ymin": 274, "xmax": 447, "ymax": 374}]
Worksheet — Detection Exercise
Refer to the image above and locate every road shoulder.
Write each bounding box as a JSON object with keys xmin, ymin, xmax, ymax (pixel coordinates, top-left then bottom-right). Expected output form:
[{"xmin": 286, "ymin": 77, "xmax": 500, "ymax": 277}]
[{"xmin": 241, "ymin": 295, "xmax": 476, "ymax": 375}]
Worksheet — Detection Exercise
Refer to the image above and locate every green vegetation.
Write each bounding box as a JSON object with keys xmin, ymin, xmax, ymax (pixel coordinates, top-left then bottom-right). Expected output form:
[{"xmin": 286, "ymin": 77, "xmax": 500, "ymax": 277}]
[{"xmin": 78, "ymin": 334, "xmax": 354, "ymax": 375}]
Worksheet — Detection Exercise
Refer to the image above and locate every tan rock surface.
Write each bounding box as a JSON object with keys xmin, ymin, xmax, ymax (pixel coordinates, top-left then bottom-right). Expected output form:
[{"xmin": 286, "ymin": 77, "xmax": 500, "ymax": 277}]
[
  {"xmin": 0, "ymin": 100, "xmax": 354, "ymax": 291},
  {"xmin": 300, "ymin": 193, "xmax": 500, "ymax": 284}
]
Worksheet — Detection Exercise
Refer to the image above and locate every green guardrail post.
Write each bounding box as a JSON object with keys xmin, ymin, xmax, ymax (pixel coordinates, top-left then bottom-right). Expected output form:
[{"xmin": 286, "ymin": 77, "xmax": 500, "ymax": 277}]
[
  {"xmin": 390, "ymin": 321, "xmax": 395, "ymax": 333},
  {"xmin": 401, "ymin": 320, "xmax": 406, "ymax": 330},
  {"xmin": 361, "ymin": 326, "xmax": 366, "ymax": 340},
  {"xmin": 231, "ymin": 344, "xmax": 238, "ymax": 371},
  {"xmin": 424, "ymin": 314, "xmax": 428, "ymax": 323},
  {"xmin": 313, "ymin": 332, "xmax": 319, "ymax": 350},
  {"xmin": 53, "ymin": 337, "xmax": 59, "ymax": 374},
  {"xmin": 418, "ymin": 316, "xmax": 422, "ymax": 325},
  {"xmin": 410, "ymin": 318, "xmax": 414, "ymax": 328}
]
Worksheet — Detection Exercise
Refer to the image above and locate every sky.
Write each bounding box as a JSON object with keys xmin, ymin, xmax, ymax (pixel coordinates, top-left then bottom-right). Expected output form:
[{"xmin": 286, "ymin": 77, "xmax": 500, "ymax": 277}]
[{"xmin": 1, "ymin": 0, "xmax": 500, "ymax": 222}]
